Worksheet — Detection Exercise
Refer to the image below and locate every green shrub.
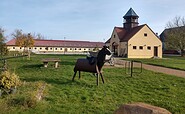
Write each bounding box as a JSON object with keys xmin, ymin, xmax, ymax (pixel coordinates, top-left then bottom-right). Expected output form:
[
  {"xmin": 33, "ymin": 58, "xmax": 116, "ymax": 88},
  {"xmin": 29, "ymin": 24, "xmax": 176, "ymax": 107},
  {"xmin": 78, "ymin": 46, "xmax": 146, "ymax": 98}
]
[
  {"xmin": 0, "ymin": 71, "xmax": 21, "ymax": 91},
  {"xmin": 6, "ymin": 81, "xmax": 48, "ymax": 108}
]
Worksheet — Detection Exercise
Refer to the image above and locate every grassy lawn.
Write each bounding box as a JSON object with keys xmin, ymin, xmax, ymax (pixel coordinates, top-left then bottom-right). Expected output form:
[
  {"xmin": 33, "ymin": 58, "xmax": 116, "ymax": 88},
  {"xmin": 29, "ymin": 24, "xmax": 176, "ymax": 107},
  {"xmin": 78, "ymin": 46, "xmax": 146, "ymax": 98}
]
[
  {"xmin": 0, "ymin": 54, "xmax": 185, "ymax": 113},
  {"xmin": 124, "ymin": 55, "xmax": 185, "ymax": 71}
]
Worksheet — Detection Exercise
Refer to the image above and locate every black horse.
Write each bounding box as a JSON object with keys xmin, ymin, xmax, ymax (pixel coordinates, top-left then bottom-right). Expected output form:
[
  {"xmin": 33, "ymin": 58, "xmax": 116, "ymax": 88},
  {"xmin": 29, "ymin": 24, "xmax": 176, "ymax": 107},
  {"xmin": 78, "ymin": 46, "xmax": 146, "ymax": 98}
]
[{"xmin": 72, "ymin": 46, "xmax": 111, "ymax": 85}]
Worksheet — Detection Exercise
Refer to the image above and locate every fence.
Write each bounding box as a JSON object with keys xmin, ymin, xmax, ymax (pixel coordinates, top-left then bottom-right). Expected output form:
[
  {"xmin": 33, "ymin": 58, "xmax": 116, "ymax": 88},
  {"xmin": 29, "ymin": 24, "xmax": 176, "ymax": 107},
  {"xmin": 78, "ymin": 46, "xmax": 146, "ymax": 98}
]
[{"xmin": 0, "ymin": 55, "xmax": 28, "ymax": 71}]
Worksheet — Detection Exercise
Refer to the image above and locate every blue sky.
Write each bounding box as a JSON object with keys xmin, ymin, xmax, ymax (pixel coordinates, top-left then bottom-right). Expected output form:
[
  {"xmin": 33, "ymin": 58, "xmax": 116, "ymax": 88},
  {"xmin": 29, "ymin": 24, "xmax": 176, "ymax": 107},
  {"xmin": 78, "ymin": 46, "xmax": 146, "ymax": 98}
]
[{"xmin": 1, "ymin": 0, "xmax": 185, "ymax": 42}]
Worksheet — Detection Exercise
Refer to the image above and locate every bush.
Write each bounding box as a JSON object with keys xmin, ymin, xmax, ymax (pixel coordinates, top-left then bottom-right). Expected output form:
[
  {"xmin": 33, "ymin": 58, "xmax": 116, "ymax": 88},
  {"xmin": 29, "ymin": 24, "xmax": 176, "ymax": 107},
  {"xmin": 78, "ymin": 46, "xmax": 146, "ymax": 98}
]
[
  {"xmin": 0, "ymin": 71, "xmax": 21, "ymax": 92},
  {"xmin": 6, "ymin": 81, "xmax": 48, "ymax": 108}
]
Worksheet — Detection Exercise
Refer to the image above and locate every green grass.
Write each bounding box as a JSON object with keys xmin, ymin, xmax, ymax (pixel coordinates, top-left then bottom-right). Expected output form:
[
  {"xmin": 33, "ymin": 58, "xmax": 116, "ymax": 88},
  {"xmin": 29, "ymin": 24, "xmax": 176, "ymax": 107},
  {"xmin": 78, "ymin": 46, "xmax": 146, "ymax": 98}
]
[
  {"xmin": 0, "ymin": 54, "xmax": 185, "ymax": 113},
  {"xmin": 124, "ymin": 55, "xmax": 185, "ymax": 71}
]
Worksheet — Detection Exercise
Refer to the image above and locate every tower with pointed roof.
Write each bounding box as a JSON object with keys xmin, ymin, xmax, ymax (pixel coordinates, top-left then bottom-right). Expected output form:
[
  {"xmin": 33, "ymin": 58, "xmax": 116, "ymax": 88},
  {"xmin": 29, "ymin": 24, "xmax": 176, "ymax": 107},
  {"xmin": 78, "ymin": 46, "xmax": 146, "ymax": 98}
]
[{"xmin": 123, "ymin": 8, "xmax": 139, "ymax": 30}]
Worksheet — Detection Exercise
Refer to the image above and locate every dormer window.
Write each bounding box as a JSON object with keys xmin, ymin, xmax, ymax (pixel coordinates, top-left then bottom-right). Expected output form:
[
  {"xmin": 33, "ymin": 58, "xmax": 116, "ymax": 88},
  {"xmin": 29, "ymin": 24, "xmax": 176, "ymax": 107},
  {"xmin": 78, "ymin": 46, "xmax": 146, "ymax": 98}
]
[
  {"xmin": 113, "ymin": 35, "xmax": 116, "ymax": 38},
  {"xmin": 144, "ymin": 33, "xmax": 147, "ymax": 37}
]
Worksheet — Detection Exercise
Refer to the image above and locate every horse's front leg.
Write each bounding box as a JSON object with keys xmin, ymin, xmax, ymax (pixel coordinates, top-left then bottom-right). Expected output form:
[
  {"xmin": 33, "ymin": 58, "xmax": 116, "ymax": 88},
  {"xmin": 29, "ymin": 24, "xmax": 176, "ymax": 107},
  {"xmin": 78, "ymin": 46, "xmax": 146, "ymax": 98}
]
[
  {"xmin": 79, "ymin": 71, "xmax": 81, "ymax": 79},
  {"xmin": 72, "ymin": 71, "xmax": 77, "ymax": 81}
]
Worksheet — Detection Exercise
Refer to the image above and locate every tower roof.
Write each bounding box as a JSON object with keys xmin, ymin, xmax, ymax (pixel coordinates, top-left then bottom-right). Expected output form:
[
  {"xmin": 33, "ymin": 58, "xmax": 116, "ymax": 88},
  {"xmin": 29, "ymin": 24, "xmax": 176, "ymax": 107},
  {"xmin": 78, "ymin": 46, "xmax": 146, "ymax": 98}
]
[{"xmin": 123, "ymin": 8, "xmax": 139, "ymax": 18}]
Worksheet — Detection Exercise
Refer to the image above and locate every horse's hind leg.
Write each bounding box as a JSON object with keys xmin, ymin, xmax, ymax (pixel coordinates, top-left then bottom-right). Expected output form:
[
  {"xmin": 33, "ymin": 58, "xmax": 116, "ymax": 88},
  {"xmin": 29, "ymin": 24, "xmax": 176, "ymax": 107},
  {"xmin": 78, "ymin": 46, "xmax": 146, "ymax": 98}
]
[
  {"xmin": 100, "ymin": 73, "xmax": 105, "ymax": 84},
  {"xmin": 72, "ymin": 71, "xmax": 77, "ymax": 81},
  {"xmin": 96, "ymin": 73, "xmax": 99, "ymax": 86}
]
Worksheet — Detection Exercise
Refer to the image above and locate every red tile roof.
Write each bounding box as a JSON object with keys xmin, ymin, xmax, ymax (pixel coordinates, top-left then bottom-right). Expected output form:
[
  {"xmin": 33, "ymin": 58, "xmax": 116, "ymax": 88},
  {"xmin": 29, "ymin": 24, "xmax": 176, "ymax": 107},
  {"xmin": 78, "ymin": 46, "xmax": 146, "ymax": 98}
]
[
  {"xmin": 6, "ymin": 39, "xmax": 104, "ymax": 48},
  {"xmin": 120, "ymin": 24, "xmax": 145, "ymax": 42},
  {"xmin": 116, "ymin": 24, "xmax": 145, "ymax": 42},
  {"xmin": 106, "ymin": 24, "xmax": 146, "ymax": 43}
]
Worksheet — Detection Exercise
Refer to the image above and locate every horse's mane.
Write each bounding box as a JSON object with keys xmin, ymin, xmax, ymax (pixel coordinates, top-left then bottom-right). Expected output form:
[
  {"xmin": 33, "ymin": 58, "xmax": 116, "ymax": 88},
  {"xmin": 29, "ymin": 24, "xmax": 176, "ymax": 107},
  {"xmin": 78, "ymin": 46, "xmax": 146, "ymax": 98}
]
[
  {"xmin": 97, "ymin": 47, "xmax": 111, "ymax": 71},
  {"xmin": 97, "ymin": 47, "xmax": 107, "ymax": 62}
]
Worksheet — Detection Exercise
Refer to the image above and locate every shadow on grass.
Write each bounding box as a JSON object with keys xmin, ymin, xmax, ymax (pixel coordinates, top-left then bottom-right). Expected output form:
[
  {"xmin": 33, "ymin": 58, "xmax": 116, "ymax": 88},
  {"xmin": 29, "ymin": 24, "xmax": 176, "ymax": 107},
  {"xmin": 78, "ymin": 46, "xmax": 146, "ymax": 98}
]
[
  {"xmin": 23, "ymin": 76, "xmax": 71, "ymax": 84},
  {"xmin": 22, "ymin": 75, "xmax": 93, "ymax": 87},
  {"xmin": 60, "ymin": 61, "xmax": 75, "ymax": 66},
  {"xmin": 21, "ymin": 64, "xmax": 43, "ymax": 69}
]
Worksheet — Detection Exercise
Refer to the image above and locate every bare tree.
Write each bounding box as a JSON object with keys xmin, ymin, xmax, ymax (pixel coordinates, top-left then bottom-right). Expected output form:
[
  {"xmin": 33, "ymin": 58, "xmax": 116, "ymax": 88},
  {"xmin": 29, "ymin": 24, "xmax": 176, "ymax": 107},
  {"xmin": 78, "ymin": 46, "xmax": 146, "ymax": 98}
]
[
  {"xmin": 165, "ymin": 16, "xmax": 185, "ymax": 56},
  {"xmin": 36, "ymin": 33, "xmax": 45, "ymax": 39},
  {"xmin": 12, "ymin": 30, "xmax": 35, "ymax": 59},
  {"xmin": 12, "ymin": 29, "xmax": 24, "ymax": 47}
]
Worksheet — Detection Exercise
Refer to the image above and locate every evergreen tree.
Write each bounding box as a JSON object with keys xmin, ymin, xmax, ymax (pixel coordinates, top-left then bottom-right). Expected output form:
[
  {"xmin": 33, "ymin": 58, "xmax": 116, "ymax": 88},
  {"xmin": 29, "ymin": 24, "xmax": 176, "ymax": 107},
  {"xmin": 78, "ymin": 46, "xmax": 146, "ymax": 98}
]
[{"xmin": 0, "ymin": 28, "xmax": 8, "ymax": 56}]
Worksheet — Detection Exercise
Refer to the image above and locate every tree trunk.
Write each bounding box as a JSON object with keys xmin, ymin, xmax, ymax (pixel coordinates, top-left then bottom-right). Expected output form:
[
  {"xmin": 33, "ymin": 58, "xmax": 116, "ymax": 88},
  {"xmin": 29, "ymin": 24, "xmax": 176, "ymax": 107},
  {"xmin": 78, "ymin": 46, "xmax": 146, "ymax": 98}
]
[
  {"xmin": 181, "ymin": 49, "xmax": 184, "ymax": 57},
  {"xmin": 28, "ymin": 50, "xmax": 31, "ymax": 60}
]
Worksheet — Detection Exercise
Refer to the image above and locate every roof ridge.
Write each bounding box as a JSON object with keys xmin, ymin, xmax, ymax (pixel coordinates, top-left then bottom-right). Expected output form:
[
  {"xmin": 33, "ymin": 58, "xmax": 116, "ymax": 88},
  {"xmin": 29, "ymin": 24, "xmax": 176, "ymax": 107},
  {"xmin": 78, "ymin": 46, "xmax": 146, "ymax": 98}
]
[
  {"xmin": 115, "ymin": 26, "xmax": 123, "ymax": 29},
  {"xmin": 34, "ymin": 39, "xmax": 103, "ymax": 43}
]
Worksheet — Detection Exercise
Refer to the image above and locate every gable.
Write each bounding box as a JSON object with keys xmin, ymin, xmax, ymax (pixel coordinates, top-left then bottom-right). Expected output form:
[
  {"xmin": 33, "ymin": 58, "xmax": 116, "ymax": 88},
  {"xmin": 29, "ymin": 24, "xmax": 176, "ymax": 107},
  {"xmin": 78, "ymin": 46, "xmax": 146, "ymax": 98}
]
[
  {"xmin": 109, "ymin": 28, "xmax": 121, "ymax": 44},
  {"xmin": 110, "ymin": 25, "xmax": 145, "ymax": 42},
  {"xmin": 128, "ymin": 25, "xmax": 162, "ymax": 45}
]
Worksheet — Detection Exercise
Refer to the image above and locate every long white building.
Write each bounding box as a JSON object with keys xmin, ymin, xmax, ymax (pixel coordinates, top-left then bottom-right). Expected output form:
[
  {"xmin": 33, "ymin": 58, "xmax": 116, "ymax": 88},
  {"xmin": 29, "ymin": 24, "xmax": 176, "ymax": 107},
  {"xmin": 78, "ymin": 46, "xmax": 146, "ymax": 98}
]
[{"xmin": 6, "ymin": 39, "xmax": 104, "ymax": 54}]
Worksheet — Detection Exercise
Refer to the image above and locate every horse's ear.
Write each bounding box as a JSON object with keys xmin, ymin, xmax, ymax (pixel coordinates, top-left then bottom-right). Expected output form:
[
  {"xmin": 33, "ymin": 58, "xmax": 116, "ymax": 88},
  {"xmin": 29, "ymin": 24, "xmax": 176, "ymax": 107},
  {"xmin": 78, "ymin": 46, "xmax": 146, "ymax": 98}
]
[{"xmin": 103, "ymin": 45, "xmax": 108, "ymax": 48}]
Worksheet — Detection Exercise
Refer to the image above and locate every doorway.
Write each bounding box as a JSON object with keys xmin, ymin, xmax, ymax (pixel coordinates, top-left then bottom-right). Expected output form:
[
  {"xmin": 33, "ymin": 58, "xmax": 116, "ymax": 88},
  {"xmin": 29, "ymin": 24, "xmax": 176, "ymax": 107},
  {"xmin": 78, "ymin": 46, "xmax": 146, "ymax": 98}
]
[
  {"xmin": 64, "ymin": 48, "xmax": 68, "ymax": 52},
  {"xmin": 154, "ymin": 46, "xmax": 158, "ymax": 57},
  {"xmin": 112, "ymin": 42, "xmax": 118, "ymax": 56}
]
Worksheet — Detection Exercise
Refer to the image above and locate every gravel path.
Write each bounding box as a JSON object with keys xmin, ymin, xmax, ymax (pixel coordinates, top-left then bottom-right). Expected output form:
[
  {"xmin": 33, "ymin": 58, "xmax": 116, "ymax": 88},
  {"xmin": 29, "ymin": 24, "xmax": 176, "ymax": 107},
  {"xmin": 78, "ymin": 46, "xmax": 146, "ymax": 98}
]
[{"xmin": 110, "ymin": 58, "xmax": 185, "ymax": 78}]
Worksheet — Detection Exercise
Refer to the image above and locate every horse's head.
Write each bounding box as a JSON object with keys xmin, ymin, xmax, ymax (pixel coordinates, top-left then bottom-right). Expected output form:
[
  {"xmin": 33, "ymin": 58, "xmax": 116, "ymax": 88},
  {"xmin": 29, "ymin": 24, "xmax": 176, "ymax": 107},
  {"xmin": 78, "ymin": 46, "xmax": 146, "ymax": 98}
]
[
  {"xmin": 97, "ymin": 46, "xmax": 111, "ymax": 61},
  {"xmin": 102, "ymin": 45, "xmax": 111, "ymax": 56}
]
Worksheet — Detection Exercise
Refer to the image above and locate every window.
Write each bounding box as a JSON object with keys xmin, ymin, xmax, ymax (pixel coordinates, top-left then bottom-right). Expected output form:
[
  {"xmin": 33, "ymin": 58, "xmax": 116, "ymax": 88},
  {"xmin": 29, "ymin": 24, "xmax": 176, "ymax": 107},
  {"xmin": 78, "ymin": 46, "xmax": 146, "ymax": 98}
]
[
  {"xmin": 70, "ymin": 48, "xmax": 72, "ymax": 50},
  {"xmin": 29, "ymin": 47, "xmax": 31, "ymax": 49},
  {"xmin": 133, "ymin": 46, "xmax": 137, "ymax": 49},
  {"xmin": 75, "ymin": 48, "xmax": 77, "ymax": 50},
  {"xmin": 20, "ymin": 47, "xmax": 22, "ymax": 49},
  {"xmin": 84, "ymin": 48, "xmax": 86, "ymax": 50},
  {"xmin": 50, "ymin": 48, "xmax": 52, "ymax": 50},
  {"xmin": 89, "ymin": 48, "xmax": 91, "ymax": 50},
  {"xmin": 55, "ymin": 48, "xmax": 57, "ymax": 50},
  {"xmin": 113, "ymin": 34, "xmax": 116, "ymax": 38},
  {"xmin": 13, "ymin": 47, "xmax": 15, "ymax": 49},
  {"xmin": 147, "ymin": 46, "xmax": 151, "ymax": 50},
  {"xmin": 144, "ymin": 33, "xmax": 147, "ymax": 37},
  {"xmin": 60, "ymin": 48, "xmax": 62, "ymax": 50},
  {"xmin": 79, "ymin": 48, "xmax": 81, "ymax": 50},
  {"xmin": 35, "ymin": 47, "xmax": 37, "ymax": 49},
  {"xmin": 40, "ymin": 48, "xmax": 42, "ymax": 50},
  {"xmin": 139, "ymin": 46, "xmax": 143, "ymax": 50}
]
